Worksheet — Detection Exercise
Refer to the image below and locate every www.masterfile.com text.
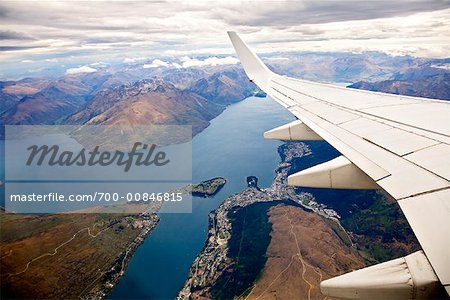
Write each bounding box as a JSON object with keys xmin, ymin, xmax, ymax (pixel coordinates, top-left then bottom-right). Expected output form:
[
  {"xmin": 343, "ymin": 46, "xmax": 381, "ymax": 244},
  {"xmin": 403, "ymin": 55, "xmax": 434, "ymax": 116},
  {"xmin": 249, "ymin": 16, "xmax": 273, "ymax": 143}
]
[{"xmin": 9, "ymin": 192, "xmax": 184, "ymax": 203}]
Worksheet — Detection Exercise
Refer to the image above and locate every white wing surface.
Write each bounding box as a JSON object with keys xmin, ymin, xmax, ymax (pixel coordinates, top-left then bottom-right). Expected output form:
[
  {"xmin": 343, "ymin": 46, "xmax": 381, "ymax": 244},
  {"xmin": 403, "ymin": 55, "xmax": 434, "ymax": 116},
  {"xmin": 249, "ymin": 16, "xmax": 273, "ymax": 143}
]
[{"xmin": 228, "ymin": 31, "xmax": 450, "ymax": 298}]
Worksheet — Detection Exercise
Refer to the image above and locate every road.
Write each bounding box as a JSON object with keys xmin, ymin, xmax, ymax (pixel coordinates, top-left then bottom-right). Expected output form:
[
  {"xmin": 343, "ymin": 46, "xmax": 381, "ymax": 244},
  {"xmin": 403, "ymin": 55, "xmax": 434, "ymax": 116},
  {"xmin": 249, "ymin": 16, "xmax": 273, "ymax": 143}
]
[{"xmin": 7, "ymin": 224, "xmax": 109, "ymax": 278}]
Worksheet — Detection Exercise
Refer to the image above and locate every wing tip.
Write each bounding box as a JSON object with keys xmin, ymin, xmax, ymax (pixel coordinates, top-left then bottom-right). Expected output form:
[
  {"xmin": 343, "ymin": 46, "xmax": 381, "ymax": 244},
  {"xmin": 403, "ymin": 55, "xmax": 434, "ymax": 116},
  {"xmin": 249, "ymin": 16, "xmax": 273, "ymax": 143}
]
[
  {"xmin": 227, "ymin": 31, "xmax": 273, "ymax": 89},
  {"xmin": 227, "ymin": 31, "xmax": 240, "ymax": 44}
]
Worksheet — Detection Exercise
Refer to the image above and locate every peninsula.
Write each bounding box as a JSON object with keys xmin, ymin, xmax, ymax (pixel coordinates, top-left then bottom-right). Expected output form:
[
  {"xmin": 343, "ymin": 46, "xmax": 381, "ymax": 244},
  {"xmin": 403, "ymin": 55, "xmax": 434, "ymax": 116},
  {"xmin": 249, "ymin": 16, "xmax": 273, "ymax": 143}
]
[
  {"xmin": 177, "ymin": 142, "xmax": 361, "ymax": 299},
  {"xmin": 178, "ymin": 141, "xmax": 420, "ymax": 299}
]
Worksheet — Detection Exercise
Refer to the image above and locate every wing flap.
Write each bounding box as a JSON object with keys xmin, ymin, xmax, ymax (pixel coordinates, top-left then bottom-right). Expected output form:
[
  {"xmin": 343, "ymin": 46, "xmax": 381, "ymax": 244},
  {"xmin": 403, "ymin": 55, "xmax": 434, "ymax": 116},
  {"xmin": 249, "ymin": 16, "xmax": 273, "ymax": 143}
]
[
  {"xmin": 300, "ymin": 102, "xmax": 362, "ymax": 125},
  {"xmin": 404, "ymin": 144, "xmax": 450, "ymax": 181},
  {"xmin": 398, "ymin": 189, "xmax": 450, "ymax": 285},
  {"xmin": 363, "ymin": 127, "xmax": 440, "ymax": 157}
]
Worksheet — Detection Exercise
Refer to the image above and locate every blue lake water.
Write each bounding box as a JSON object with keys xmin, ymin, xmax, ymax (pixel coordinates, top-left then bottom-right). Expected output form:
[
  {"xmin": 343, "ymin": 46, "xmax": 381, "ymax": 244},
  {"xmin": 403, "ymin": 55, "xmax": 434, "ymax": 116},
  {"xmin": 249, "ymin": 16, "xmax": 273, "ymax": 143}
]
[{"xmin": 108, "ymin": 96, "xmax": 297, "ymax": 299}]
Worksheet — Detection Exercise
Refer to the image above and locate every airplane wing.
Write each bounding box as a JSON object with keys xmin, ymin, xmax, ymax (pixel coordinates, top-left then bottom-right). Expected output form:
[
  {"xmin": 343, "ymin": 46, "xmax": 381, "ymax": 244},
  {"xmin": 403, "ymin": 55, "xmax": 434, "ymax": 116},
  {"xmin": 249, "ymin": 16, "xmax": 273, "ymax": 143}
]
[{"xmin": 228, "ymin": 31, "xmax": 450, "ymax": 299}]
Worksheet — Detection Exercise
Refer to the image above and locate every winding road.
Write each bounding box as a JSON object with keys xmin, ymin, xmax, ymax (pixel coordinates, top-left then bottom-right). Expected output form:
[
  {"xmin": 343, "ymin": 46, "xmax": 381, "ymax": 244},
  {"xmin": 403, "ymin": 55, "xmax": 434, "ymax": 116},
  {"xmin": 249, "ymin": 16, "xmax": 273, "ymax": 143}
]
[
  {"xmin": 247, "ymin": 213, "xmax": 324, "ymax": 300},
  {"xmin": 6, "ymin": 224, "xmax": 109, "ymax": 278}
]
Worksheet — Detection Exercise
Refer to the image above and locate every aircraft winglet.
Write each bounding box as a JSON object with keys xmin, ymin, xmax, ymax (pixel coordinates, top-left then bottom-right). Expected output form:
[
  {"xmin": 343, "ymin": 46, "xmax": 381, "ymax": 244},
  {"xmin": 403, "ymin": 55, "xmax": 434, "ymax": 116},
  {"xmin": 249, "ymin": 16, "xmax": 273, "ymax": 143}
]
[{"xmin": 227, "ymin": 31, "xmax": 273, "ymax": 89}]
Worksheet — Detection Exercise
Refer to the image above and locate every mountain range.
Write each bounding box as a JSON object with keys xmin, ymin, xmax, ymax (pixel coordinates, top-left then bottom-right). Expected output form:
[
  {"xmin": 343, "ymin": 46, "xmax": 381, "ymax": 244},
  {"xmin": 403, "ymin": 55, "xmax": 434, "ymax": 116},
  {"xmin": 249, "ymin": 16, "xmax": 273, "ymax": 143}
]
[
  {"xmin": 348, "ymin": 59, "xmax": 450, "ymax": 100},
  {"xmin": 0, "ymin": 65, "xmax": 256, "ymax": 138},
  {"xmin": 1, "ymin": 53, "xmax": 449, "ymax": 136},
  {"xmin": 65, "ymin": 78, "xmax": 225, "ymax": 136}
]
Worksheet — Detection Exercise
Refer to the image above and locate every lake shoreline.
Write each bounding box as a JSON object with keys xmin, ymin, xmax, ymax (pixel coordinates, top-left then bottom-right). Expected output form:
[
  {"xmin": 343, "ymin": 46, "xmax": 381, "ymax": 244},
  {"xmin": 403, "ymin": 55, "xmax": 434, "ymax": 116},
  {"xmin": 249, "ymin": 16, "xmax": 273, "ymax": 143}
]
[
  {"xmin": 84, "ymin": 214, "xmax": 160, "ymax": 299},
  {"xmin": 177, "ymin": 142, "xmax": 315, "ymax": 299},
  {"xmin": 107, "ymin": 96, "xmax": 296, "ymax": 299}
]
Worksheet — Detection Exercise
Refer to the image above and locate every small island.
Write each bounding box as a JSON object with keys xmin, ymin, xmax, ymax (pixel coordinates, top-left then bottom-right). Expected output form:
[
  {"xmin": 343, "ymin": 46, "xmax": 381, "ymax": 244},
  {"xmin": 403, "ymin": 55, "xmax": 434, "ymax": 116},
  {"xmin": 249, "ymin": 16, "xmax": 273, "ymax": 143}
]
[{"xmin": 179, "ymin": 177, "xmax": 227, "ymax": 197}]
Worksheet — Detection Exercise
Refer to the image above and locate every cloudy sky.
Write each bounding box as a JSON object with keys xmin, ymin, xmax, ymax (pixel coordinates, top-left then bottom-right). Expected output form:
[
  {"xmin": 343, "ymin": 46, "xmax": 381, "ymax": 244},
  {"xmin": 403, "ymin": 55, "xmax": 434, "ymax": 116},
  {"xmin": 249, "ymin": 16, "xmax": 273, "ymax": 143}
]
[{"xmin": 0, "ymin": 0, "xmax": 449, "ymax": 78}]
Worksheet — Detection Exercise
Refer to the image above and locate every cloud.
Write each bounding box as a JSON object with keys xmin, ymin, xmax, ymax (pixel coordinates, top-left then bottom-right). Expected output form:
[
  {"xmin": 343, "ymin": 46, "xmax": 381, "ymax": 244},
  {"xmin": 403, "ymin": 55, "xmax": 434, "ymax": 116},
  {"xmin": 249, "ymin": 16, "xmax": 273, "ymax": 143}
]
[
  {"xmin": 0, "ymin": 30, "xmax": 34, "ymax": 40},
  {"xmin": 218, "ymin": 1, "xmax": 449, "ymax": 27},
  {"xmin": 179, "ymin": 56, "xmax": 239, "ymax": 68},
  {"xmin": 65, "ymin": 65, "xmax": 97, "ymax": 74},
  {"xmin": 90, "ymin": 61, "xmax": 109, "ymax": 67},
  {"xmin": 172, "ymin": 62, "xmax": 182, "ymax": 68},
  {"xmin": 0, "ymin": 1, "xmax": 449, "ymax": 78},
  {"xmin": 143, "ymin": 59, "xmax": 170, "ymax": 68},
  {"xmin": 21, "ymin": 59, "xmax": 33, "ymax": 63},
  {"xmin": 264, "ymin": 57, "xmax": 289, "ymax": 61},
  {"xmin": 143, "ymin": 56, "xmax": 239, "ymax": 69},
  {"xmin": 124, "ymin": 57, "xmax": 147, "ymax": 63},
  {"xmin": 431, "ymin": 63, "xmax": 450, "ymax": 70},
  {"xmin": 0, "ymin": 46, "xmax": 40, "ymax": 51}
]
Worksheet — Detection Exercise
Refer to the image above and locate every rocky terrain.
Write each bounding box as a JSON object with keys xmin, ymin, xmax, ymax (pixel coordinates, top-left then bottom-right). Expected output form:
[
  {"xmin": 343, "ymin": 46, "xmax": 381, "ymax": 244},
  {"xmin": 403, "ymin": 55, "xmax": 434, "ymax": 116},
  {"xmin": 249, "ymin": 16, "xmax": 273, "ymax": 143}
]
[
  {"xmin": 2, "ymin": 78, "xmax": 91, "ymax": 125},
  {"xmin": 0, "ymin": 65, "xmax": 256, "ymax": 136},
  {"xmin": 187, "ymin": 68, "xmax": 254, "ymax": 105},
  {"xmin": 0, "ymin": 78, "xmax": 51, "ymax": 114},
  {"xmin": 65, "ymin": 78, "xmax": 225, "ymax": 136}
]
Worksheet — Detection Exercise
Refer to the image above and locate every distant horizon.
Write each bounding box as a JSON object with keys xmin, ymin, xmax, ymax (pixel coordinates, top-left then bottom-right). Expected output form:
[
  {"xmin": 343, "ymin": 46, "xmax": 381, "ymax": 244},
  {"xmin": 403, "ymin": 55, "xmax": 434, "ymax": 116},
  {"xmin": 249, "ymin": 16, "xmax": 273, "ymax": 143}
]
[
  {"xmin": 0, "ymin": 1, "xmax": 449, "ymax": 79},
  {"xmin": 1, "ymin": 49, "xmax": 449, "ymax": 81}
]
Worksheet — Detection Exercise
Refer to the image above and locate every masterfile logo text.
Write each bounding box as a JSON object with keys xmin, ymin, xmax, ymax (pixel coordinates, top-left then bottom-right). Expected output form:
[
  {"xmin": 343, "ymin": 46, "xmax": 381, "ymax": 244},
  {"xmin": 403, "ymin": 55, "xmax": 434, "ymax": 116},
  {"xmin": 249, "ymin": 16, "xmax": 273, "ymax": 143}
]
[
  {"xmin": 4, "ymin": 125, "xmax": 192, "ymax": 214},
  {"xmin": 26, "ymin": 142, "xmax": 170, "ymax": 172}
]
